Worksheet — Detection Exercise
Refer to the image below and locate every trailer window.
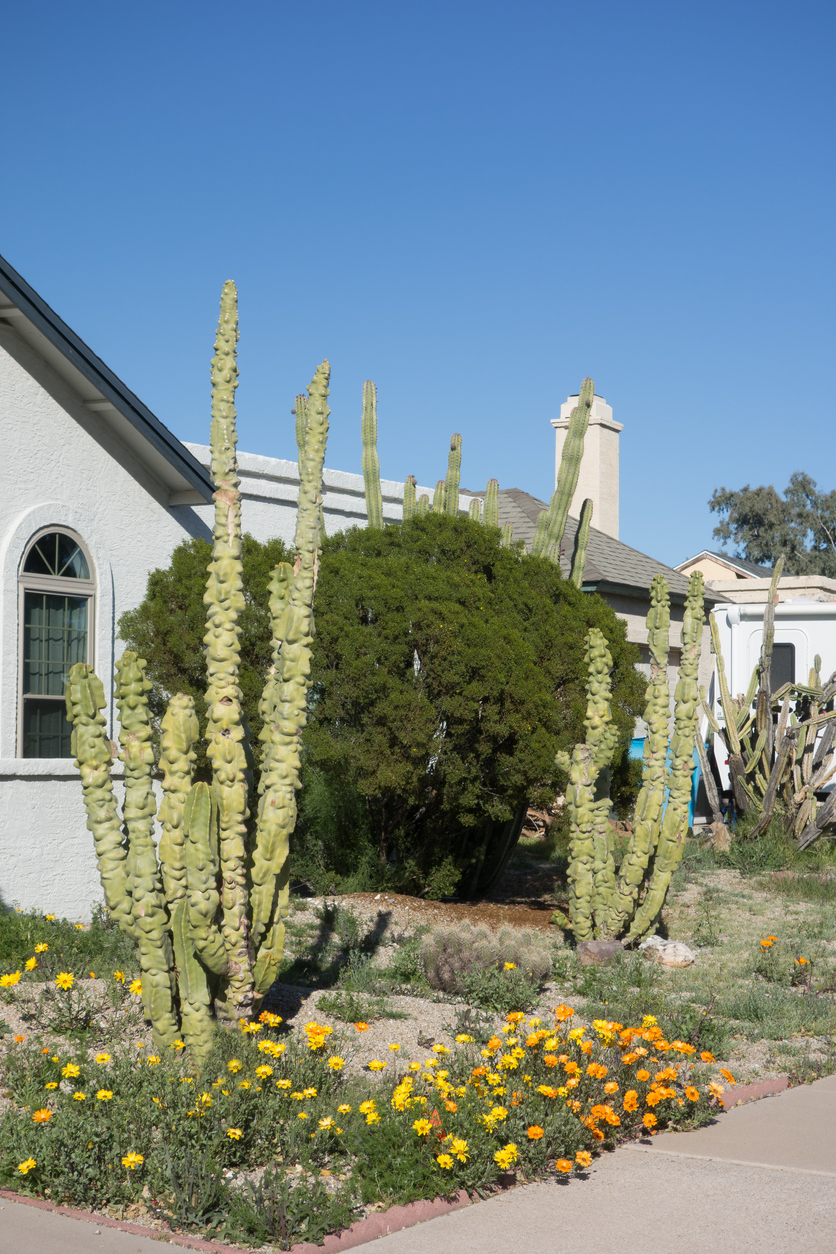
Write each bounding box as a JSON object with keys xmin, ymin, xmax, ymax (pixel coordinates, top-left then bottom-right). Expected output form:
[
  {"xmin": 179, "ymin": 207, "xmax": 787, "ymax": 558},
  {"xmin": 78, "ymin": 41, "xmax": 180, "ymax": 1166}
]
[{"xmin": 771, "ymin": 643, "xmax": 795, "ymax": 690}]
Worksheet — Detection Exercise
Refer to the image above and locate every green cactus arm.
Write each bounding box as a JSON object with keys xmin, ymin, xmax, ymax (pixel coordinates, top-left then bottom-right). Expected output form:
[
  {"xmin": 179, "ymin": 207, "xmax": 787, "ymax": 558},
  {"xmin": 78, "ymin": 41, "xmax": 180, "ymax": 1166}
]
[
  {"xmin": 157, "ymin": 693, "xmax": 199, "ymax": 908},
  {"xmin": 417, "ymin": 493, "xmax": 429, "ymax": 516},
  {"xmin": 65, "ymin": 663, "xmax": 135, "ymax": 939},
  {"xmin": 604, "ymin": 577, "xmax": 672, "ymax": 937},
  {"xmin": 500, "ymin": 522, "xmax": 513, "ymax": 548},
  {"xmin": 562, "ymin": 751, "xmax": 595, "ymax": 942},
  {"xmin": 361, "ymin": 380, "xmax": 384, "ymax": 529},
  {"xmin": 699, "ymin": 687, "xmax": 722, "ymax": 736},
  {"xmin": 254, "ymin": 916, "xmax": 287, "ymax": 995},
  {"xmin": 570, "ymin": 499, "xmax": 593, "ymax": 588},
  {"xmin": 294, "ymin": 393, "xmax": 308, "ymax": 465},
  {"xmin": 483, "ymin": 479, "xmax": 499, "ymax": 529},
  {"xmin": 432, "ymin": 480, "xmax": 446, "ymax": 512},
  {"xmin": 184, "ymin": 782, "xmax": 228, "ymax": 975},
  {"xmin": 445, "ymin": 434, "xmax": 462, "ymax": 517},
  {"xmin": 115, "ymin": 652, "xmax": 180, "ymax": 1048},
  {"xmin": 468, "ymin": 496, "xmax": 482, "ymax": 522},
  {"xmin": 203, "ymin": 280, "xmax": 254, "ymax": 1020},
  {"xmin": 628, "ymin": 572, "xmax": 705, "ymax": 940},
  {"xmin": 403, "ymin": 475, "xmax": 417, "ymax": 522},
  {"xmin": 533, "ymin": 377, "xmax": 593, "ymax": 560},
  {"xmin": 532, "ymin": 511, "xmax": 549, "ymax": 555},
  {"xmin": 251, "ymin": 362, "xmax": 330, "ymax": 963},
  {"xmin": 708, "ymin": 614, "xmax": 742, "ymax": 754},
  {"xmin": 170, "ymin": 899, "xmax": 215, "ymax": 1072}
]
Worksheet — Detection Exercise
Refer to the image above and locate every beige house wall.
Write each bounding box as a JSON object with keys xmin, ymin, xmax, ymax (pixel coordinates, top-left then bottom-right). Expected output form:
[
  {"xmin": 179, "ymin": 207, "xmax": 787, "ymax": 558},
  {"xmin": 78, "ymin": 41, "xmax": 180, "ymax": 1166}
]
[
  {"xmin": 552, "ymin": 395, "xmax": 622, "ymax": 539},
  {"xmin": 707, "ymin": 575, "xmax": 836, "ymax": 605},
  {"xmin": 680, "ymin": 555, "xmax": 749, "ymax": 581}
]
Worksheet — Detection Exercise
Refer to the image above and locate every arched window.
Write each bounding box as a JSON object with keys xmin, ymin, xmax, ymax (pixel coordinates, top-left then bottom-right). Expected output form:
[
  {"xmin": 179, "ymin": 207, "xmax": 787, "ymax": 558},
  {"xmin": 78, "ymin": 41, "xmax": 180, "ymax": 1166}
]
[{"xmin": 18, "ymin": 530, "xmax": 95, "ymax": 758}]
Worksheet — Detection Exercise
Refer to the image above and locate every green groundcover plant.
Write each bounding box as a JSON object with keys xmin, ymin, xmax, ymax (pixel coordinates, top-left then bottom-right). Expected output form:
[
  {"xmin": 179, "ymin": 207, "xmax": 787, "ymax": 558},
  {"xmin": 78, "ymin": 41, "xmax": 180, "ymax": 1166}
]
[{"xmin": 0, "ymin": 994, "xmax": 720, "ymax": 1246}]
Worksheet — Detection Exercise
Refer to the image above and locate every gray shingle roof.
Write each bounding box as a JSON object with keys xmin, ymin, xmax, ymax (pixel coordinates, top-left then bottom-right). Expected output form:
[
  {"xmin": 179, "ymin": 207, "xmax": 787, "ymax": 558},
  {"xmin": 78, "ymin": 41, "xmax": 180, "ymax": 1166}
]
[{"xmin": 486, "ymin": 488, "xmax": 715, "ymax": 604}]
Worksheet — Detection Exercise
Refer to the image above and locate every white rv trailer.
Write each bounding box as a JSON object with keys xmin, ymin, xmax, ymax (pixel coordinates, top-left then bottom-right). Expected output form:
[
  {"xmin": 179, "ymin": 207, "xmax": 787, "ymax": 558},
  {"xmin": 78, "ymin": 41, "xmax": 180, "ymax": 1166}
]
[{"xmin": 708, "ymin": 599, "xmax": 836, "ymax": 793}]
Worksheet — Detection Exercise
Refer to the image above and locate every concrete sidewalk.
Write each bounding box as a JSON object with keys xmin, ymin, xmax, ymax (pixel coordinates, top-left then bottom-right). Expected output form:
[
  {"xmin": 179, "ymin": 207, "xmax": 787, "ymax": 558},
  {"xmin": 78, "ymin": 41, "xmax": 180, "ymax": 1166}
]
[{"xmin": 1, "ymin": 1077, "xmax": 835, "ymax": 1254}]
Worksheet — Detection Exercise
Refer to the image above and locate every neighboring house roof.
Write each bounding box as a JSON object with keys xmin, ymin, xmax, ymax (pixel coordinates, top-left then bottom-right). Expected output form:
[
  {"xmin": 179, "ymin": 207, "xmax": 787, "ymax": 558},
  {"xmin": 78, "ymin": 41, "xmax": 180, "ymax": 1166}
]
[
  {"xmin": 475, "ymin": 488, "xmax": 718, "ymax": 605},
  {"xmin": 0, "ymin": 251, "xmax": 213, "ymax": 504},
  {"xmin": 675, "ymin": 549, "xmax": 777, "ymax": 579}
]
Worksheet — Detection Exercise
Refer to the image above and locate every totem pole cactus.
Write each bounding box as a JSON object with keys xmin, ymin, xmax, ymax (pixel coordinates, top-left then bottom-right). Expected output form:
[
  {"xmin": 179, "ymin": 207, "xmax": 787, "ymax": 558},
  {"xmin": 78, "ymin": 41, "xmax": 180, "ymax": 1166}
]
[
  {"xmin": 468, "ymin": 496, "xmax": 482, "ymax": 522},
  {"xmin": 558, "ymin": 572, "xmax": 706, "ymax": 942},
  {"xmin": 362, "ymin": 380, "xmax": 383, "ymax": 529},
  {"xmin": 67, "ymin": 281, "xmax": 330, "ymax": 1064},
  {"xmin": 432, "ymin": 479, "xmax": 446, "ymax": 512},
  {"xmin": 569, "ymin": 498, "xmax": 593, "ymax": 589},
  {"xmin": 445, "ymin": 434, "xmax": 462, "ymax": 517},
  {"xmin": 483, "ymin": 479, "xmax": 499, "ymax": 529},
  {"xmin": 403, "ymin": 475, "xmax": 417, "ymax": 522},
  {"xmin": 532, "ymin": 377, "xmax": 593, "ymax": 562}
]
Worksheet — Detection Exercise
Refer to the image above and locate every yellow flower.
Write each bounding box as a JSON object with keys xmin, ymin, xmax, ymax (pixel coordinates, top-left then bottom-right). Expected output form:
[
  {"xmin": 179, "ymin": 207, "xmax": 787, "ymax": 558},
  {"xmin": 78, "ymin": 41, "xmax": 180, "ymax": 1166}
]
[
  {"xmin": 172, "ymin": 1040, "xmax": 185, "ymax": 1051},
  {"xmin": 122, "ymin": 1152, "xmax": 144, "ymax": 1170},
  {"xmin": 95, "ymin": 1053, "xmax": 111, "ymax": 1064},
  {"xmin": 129, "ymin": 979, "xmax": 142, "ymax": 996},
  {"xmin": 147, "ymin": 1055, "xmax": 161, "ymax": 1066},
  {"xmin": 503, "ymin": 962, "xmax": 517, "ymax": 970},
  {"xmin": 328, "ymin": 1057, "xmax": 345, "ymax": 1071},
  {"xmin": 255, "ymin": 1065, "xmax": 273, "ymax": 1080},
  {"xmin": 455, "ymin": 1034, "xmax": 474, "ymax": 1044},
  {"xmin": 61, "ymin": 1063, "xmax": 81, "ymax": 1078},
  {"xmin": 227, "ymin": 1059, "xmax": 243, "ymax": 1072},
  {"xmin": 238, "ymin": 1080, "xmax": 251, "ymax": 1090},
  {"xmin": 389, "ymin": 1043, "xmax": 401, "ymax": 1051},
  {"xmin": 432, "ymin": 1044, "xmax": 450, "ymax": 1055},
  {"xmin": 493, "ymin": 1143, "xmax": 518, "ymax": 1170},
  {"xmin": 96, "ymin": 1090, "xmax": 113, "ymax": 1101},
  {"xmin": 338, "ymin": 1104, "xmax": 352, "ymax": 1114},
  {"xmin": 413, "ymin": 1117, "xmax": 432, "ymax": 1136},
  {"xmin": 1, "ymin": 972, "xmax": 22, "ymax": 987},
  {"xmin": 113, "ymin": 971, "xmax": 124, "ymax": 983},
  {"xmin": 368, "ymin": 1060, "xmax": 386, "ymax": 1072},
  {"xmin": 297, "ymin": 1112, "xmax": 308, "ymax": 1120},
  {"xmin": 365, "ymin": 1111, "xmax": 381, "ymax": 1125},
  {"xmin": 75, "ymin": 924, "xmax": 84, "ymax": 931},
  {"xmin": 258, "ymin": 1011, "xmax": 282, "ymax": 1027},
  {"xmin": 303, "ymin": 1088, "xmax": 318, "ymax": 1098},
  {"xmin": 318, "ymin": 1116, "xmax": 335, "ymax": 1130},
  {"xmin": 448, "ymin": 1136, "xmax": 469, "ymax": 1162},
  {"xmin": 275, "ymin": 1079, "xmax": 291, "ymax": 1090},
  {"xmin": 17, "ymin": 1158, "xmax": 37, "ymax": 1174},
  {"xmin": 226, "ymin": 1128, "xmax": 243, "ymax": 1140},
  {"xmin": 45, "ymin": 914, "xmax": 55, "ymax": 921},
  {"xmin": 32, "ymin": 1109, "xmax": 53, "ymax": 1122},
  {"xmin": 25, "ymin": 958, "xmax": 37, "ymax": 972},
  {"xmin": 35, "ymin": 943, "xmax": 48, "ymax": 954},
  {"xmin": 45, "ymin": 1082, "xmax": 58, "ymax": 1090},
  {"xmin": 359, "ymin": 1100, "xmax": 376, "ymax": 1114},
  {"xmin": 437, "ymin": 1154, "xmax": 454, "ymax": 1169},
  {"xmin": 73, "ymin": 1092, "xmax": 86, "ymax": 1101},
  {"xmin": 136, "ymin": 1043, "xmax": 145, "ymax": 1049}
]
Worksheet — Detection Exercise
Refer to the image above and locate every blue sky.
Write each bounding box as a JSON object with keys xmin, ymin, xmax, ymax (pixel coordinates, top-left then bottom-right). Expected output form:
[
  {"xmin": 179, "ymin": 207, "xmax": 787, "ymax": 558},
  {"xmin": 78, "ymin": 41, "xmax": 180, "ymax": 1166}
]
[{"xmin": 2, "ymin": 1, "xmax": 834, "ymax": 567}]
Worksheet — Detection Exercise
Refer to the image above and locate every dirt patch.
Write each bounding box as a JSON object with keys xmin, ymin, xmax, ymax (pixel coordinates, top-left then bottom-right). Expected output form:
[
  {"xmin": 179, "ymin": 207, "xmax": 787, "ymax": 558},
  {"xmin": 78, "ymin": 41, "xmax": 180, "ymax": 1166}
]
[{"xmin": 337, "ymin": 892, "xmax": 560, "ymax": 935}]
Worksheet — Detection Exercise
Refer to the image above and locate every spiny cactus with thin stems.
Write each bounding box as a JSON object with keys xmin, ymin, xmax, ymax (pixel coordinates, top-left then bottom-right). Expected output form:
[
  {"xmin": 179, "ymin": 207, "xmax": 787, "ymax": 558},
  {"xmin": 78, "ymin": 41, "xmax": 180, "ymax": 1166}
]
[
  {"xmin": 445, "ymin": 434, "xmax": 462, "ymax": 516},
  {"xmin": 500, "ymin": 522, "xmax": 514, "ymax": 548},
  {"xmin": 533, "ymin": 377, "xmax": 594, "ymax": 562},
  {"xmin": 362, "ymin": 380, "xmax": 383, "ymax": 529},
  {"xmin": 432, "ymin": 479, "xmax": 446, "ymax": 512},
  {"xmin": 294, "ymin": 393, "xmax": 308, "ymax": 465},
  {"xmin": 417, "ymin": 493, "xmax": 429, "ymax": 515},
  {"xmin": 468, "ymin": 496, "xmax": 482, "ymax": 522},
  {"xmin": 483, "ymin": 479, "xmax": 499, "ymax": 529},
  {"xmin": 67, "ymin": 282, "xmax": 330, "ymax": 1067},
  {"xmin": 558, "ymin": 573, "xmax": 706, "ymax": 942},
  {"xmin": 403, "ymin": 475, "xmax": 417, "ymax": 522},
  {"xmin": 570, "ymin": 498, "xmax": 593, "ymax": 588}
]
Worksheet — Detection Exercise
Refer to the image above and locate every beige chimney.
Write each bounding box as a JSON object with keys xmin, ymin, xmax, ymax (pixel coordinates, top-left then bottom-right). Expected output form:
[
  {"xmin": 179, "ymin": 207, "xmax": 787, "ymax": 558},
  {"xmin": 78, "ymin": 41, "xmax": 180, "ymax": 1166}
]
[{"xmin": 551, "ymin": 393, "xmax": 622, "ymax": 539}]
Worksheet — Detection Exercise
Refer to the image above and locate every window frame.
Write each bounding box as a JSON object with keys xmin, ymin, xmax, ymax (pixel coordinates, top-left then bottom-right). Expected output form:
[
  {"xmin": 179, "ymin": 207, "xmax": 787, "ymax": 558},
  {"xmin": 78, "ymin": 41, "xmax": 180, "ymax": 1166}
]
[{"xmin": 17, "ymin": 527, "xmax": 96, "ymax": 758}]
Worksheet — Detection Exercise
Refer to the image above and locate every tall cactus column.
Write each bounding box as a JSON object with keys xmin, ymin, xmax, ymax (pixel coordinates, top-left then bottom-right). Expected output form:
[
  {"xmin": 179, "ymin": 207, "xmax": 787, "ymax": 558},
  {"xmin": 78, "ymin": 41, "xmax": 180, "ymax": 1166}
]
[
  {"xmin": 533, "ymin": 377, "xmax": 594, "ymax": 562},
  {"xmin": 250, "ymin": 361, "xmax": 331, "ymax": 996},
  {"xmin": 203, "ymin": 280, "xmax": 255, "ymax": 1021},
  {"xmin": 362, "ymin": 380, "xmax": 383, "ymax": 529}
]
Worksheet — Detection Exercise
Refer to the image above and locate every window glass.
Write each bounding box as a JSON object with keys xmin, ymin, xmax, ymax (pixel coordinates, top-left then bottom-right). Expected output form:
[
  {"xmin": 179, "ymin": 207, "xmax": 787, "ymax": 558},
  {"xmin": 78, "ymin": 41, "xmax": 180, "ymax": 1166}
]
[
  {"xmin": 771, "ymin": 643, "xmax": 795, "ymax": 691},
  {"xmin": 23, "ymin": 532, "xmax": 90, "ymax": 579}
]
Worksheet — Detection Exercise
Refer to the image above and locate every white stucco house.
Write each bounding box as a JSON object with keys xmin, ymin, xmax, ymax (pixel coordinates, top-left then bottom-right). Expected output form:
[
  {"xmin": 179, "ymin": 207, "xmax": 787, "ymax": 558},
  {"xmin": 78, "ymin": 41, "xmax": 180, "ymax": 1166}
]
[
  {"xmin": 1, "ymin": 253, "xmax": 702, "ymax": 919},
  {"xmin": 0, "ymin": 253, "xmax": 417, "ymax": 918}
]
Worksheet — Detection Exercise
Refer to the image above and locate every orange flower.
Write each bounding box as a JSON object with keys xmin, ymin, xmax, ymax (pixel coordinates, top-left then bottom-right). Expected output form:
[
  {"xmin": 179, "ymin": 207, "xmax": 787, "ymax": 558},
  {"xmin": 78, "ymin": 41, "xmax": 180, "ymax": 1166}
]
[
  {"xmin": 700, "ymin": 1051, "xmax": 715, "ymax": 1063},
  {"xmin": 575, "ymin": 1150, "xmax": 592, "ymax": 1168},
  {"xmin": 719, "ymin": 1069, "xmax": 736, "ymax": 1086},
  {"xmin": 555, "ymin": 1158, "xmax": 572, "ymax": 1172},
  {"xmin": 643, "ymin": 1113, "xmax": 657, "ymax": 1129},
  {"xmin": 636, "ymin": 1069, "xmax": 650, "ymax": 1082},
  {"xmin": 580, "ymin": 1040, "xmax": 593, "ymax": 1055},
  {"xmin": 527, "ymin": 1125, "xmax": 544, "ymax": 1140},
  {"xmin": 554, "ymin": 1005, "xmax": 575, "ymax": 1021},
  {"xmin": 354, "ymin": 1022, "xmax": 370, "ymax": 1032},
  {"xmin": 623, "ymin": 1090, "xmax": 638, "ymax": 1112},
  {"xmin": 685, "ymin": 1086, "xmax": 700, "ymax": 1102},
  {"xmin": 586, "ymin": 1063, "xmax": 608, "ymax": 1079},
  {"xmin": 604, "ymin": 1081, "xmax": 619, "ymax": 1095},
  {"xmin": 32, "ymin": 1109, "xmax": 52, "ymax": 1123}
]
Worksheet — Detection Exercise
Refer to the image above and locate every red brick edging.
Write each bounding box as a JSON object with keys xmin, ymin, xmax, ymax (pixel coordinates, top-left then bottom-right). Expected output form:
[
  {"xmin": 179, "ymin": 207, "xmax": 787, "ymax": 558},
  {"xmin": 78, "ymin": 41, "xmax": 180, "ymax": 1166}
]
[{"xmin": 719, "ymin": 1075, "xmax": 789, "ymax": 1109}]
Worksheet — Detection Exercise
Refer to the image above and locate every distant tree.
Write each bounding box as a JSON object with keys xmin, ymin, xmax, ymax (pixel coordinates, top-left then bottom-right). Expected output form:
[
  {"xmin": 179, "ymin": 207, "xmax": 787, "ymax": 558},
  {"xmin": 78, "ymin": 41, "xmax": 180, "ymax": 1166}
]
[{"xmin": 709, "ymin": 472, "xmax": 836, "ymax": 577}]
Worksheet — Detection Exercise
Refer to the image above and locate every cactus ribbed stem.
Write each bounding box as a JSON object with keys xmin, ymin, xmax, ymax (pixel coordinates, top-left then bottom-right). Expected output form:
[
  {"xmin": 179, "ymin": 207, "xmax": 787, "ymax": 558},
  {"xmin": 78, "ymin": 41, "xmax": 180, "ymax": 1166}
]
[
  {"xmin": 628, "ymin": 572, "xmax": 705, "ymax": 939},
  {"xmin": 445, "ymin": 434, "xmax": 462, "ymax": 516},
  {"xmin": 403, "ymin": 476, "xmax": 417, "ymax": 522},
  {"xmin": 157, "ymin": 693, "xmax": 199, "ymax": 909},
  {"xmin": 468, "ymin": 496, "xmax": 482, "ymax": 522},
  {"xmin": 570, "ymin": 499, "xmax": 593, "ymax": 588},
  {"xmin": 115, "ymin": 652, "xmax": 179, "ymax": 1048},
  {"xmin": 534, "ymin": 377, "xmax": 593, "ymax": 561},
  {"xmin": 203, "ymin": 280, "xmax": 254, "ymax": 1020},
  {"xmin": 65, "ymin": 665, "xmax": 134, "ymax": 938},
  {"xmin": 294, "ymin": 393, "xmax": 308, "ymax": 465},
  {"xmin": 500, "ymin": 522, "xmax": 513, "ymax": 548},
  {"xmin": 483, "ymin": 479, "xmax": 499, "ymax": 529},
  {"xmin": 417, "ymin": 493, "xmax": 429, "ymax": 516},
  {"xmin": 362, "ymin": 380, "xmax": 383, "ymax": 529},
  {"xmin": 432, "ymin": 480, "xmax": 446, "ymax": 512}
]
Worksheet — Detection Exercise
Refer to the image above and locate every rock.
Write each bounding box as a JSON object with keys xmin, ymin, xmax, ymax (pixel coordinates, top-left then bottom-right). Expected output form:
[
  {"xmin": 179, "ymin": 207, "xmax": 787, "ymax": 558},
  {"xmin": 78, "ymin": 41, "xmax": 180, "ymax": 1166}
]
[
  {"xmin": 709, "ymin": 821, "xmax": 731, "ymax": 852},
  {"xmin": 639, "ymin": 935, "xmax": 696, "ymax": 967},
  {"xmin": 577, "ymin": 940, "xmax": 624, "ymax": 966}
]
